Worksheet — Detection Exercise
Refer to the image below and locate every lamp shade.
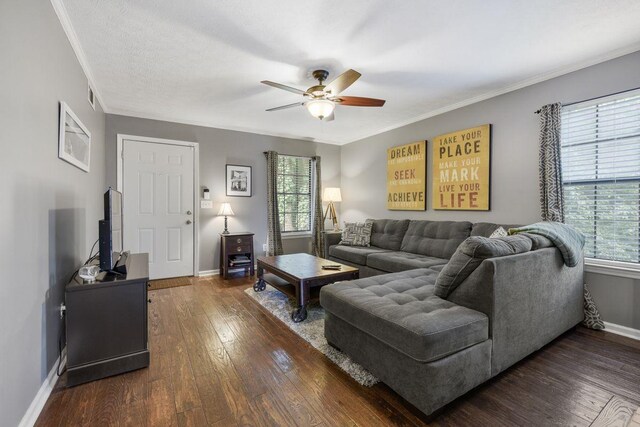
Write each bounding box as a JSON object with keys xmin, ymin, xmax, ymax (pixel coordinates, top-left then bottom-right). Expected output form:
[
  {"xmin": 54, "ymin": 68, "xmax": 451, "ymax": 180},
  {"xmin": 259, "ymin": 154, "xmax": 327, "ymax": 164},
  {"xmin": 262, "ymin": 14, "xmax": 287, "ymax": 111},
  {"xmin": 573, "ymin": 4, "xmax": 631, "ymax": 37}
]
[
  {"xmin": 217, "ymin": 202, "xmax": 234, "ymax": 216},
  {"xmin": 323, "ymin": 187, "xmax": 342, "ymax": 202},
  {"xmin": 306, "ymin": 99, "xmax": 335, "ymax": 120}
]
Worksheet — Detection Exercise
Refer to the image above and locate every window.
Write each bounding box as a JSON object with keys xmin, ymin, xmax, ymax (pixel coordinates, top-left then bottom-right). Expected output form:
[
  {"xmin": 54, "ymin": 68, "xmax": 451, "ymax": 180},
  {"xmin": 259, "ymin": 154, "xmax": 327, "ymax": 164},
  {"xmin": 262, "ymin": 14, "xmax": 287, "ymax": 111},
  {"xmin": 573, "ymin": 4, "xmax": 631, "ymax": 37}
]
[
  {"xmin": 277, "ymin": 155, "xmax": 313, "ymax": 233},
  {"xmin": 561, "ymin": 89, "xmax": 640, "ymax": 263}
]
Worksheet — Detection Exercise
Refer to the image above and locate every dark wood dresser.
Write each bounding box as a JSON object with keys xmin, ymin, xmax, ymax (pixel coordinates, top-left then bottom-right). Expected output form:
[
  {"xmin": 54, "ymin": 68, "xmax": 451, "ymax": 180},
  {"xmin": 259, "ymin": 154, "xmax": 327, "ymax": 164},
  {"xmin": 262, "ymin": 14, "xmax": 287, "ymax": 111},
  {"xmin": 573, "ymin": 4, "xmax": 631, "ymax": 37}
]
[
  {"xmin": 65, "ymin": 253, "xmax": 149, "ymax": 386},
  {"xmin": 220, "ymin": 232, "xmax": 255, "ymax": 279}
]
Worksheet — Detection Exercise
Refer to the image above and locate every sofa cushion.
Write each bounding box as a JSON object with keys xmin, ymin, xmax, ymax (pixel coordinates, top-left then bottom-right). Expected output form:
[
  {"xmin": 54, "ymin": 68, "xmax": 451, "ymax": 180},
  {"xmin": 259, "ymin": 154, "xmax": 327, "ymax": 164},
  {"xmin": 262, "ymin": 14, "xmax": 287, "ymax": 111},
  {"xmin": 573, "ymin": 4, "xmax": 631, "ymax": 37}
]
[
  {"xmin": 369, "ymin": 219, "xmax": 410, "ymax": 251},
  {"xmin": 434, "ymin": 235, "xmax": 533, "ymax": 298},
  {"xmin": 329, "ymin": 245, "xmax": 390, "ymax": 265},
  {"xmin": 320, "ymin": 268, "xmax": 489, "ymax": 363},
  {"xmin": 470, "ymin": 222, "xmax": 520, "ymax": 237},
  {"xmin": 400, "ymin": 220, "xmax": 472, "ymax": 259},
  {"xmin": 367, "ymin": 251, "xmax": 448, "ymax": 273}
]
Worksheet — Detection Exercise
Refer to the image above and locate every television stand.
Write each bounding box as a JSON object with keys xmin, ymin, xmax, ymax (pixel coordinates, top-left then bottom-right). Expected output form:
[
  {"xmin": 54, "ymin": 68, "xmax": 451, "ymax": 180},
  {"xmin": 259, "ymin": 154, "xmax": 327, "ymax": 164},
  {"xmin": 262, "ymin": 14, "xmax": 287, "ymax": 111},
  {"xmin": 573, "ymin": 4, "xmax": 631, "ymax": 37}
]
[{"xmin": 65, "ymin": 253, "xmax": 149, "ymax": 386}]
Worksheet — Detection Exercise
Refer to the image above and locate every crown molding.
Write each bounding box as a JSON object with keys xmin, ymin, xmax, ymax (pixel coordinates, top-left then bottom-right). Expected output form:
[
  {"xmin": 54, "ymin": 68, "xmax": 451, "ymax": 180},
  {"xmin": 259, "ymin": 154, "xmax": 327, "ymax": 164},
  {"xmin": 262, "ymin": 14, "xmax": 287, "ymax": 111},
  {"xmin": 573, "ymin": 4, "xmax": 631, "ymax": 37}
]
[
  {"xmin": 112, "ymin": 42, "xmax": 640, "ymax": 147},
  {"xmin": 48, "ymin": 0, "xmax": 640, "ymax": 146},
  {"xmin": 106, "ymin": 107, "xmax": 344, "ymax": 145},
  {"xmin": 50, "ymin": 0, "xmax": 107, "ymax": 112},
  {"xmin": 344, "ymin": 43, "xmax": 640, "ymax": 145}
]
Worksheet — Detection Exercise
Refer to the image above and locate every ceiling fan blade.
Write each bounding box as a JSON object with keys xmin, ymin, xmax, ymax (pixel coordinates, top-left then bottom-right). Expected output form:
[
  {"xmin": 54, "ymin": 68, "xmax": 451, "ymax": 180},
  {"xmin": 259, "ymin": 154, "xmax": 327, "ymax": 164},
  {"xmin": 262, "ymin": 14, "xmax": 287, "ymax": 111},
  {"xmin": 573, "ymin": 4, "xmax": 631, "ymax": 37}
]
[
  {"xmin": 324, "ymin": 69, "xmax": 361, "ymax": 95},
  {"xmin": 338, "ymin": 96, "xmax": 386, "ymax": 107},
  {"xmin": 266, "ymin": 102, "xmax": 304, "ymax": 112},
  {"xmin": 260, "ymin": 80, "xmax": 306, "ymax": 95},
  {"xmin": 323, "ymin": 111, "xmax": 335, "ymax": 122}
]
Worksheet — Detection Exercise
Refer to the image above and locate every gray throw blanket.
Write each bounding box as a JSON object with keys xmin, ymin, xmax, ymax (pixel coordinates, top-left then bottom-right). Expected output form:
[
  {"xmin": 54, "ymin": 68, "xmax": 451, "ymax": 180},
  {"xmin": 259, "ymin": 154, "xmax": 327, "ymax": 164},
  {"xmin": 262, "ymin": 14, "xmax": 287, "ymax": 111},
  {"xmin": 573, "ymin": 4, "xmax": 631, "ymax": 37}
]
[{"xmin": 509, "ymin": 221, "xmax": 585, "ymax": 267}]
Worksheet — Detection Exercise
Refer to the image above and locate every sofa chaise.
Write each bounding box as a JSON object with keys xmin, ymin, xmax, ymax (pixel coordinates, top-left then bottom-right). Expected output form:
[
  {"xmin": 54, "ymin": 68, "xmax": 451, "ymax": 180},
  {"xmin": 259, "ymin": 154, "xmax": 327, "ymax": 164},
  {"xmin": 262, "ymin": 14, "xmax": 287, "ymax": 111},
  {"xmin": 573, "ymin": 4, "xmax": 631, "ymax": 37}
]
[{"xmin": 320, "ymin": 219, "xmax": 584, "ymax": 416}]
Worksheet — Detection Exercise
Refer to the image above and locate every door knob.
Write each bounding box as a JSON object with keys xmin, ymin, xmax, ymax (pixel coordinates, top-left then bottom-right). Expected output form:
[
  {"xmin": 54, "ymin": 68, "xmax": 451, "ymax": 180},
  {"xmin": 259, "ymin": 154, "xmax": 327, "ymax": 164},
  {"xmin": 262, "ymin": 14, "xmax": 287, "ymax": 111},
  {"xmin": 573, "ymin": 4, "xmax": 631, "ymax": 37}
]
[
  {"xmin": 186, "ymin": 219, "xmax": 192, "ymax": 225},
  {"xmin": 186, "ymin": 210, "xmax": 192, "ymax": 215}
]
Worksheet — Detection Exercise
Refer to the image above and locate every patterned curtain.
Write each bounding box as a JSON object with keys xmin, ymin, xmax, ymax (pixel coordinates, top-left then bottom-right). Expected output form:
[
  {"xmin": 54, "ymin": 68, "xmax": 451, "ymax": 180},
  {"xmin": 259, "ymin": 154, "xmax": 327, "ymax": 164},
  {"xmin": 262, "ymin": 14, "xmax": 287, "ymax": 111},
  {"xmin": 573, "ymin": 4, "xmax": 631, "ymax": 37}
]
[
  {"xmin": 538, "ymin": 102, "xmax": 565, "ymax": 222},
  {"xmin": 311, "ymin": 156, "xmax": 324, "ymax": 256},
  {"xmin": 264, "ymin": 151, "xmax": 283, "ymax": 256}
]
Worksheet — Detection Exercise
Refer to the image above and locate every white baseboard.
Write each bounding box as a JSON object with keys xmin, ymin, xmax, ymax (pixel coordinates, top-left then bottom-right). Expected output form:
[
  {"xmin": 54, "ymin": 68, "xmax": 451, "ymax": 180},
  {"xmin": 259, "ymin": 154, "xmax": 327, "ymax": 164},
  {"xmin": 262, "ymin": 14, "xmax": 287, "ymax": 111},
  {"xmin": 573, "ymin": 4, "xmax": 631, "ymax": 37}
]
[
  {"xmin": 199, "ymin": 265, "xmax": 257, "ymax": 278},
  {"xmin": 199, "ymin": 269, "xmax": 220, "ymax": 276},
  {"xmin": 603, "ymin": 321, "xmax": 640, "ymax": 341},
  {"xmin": 19, "ymin": 351, "xmax": 66, "ymax": 427}
]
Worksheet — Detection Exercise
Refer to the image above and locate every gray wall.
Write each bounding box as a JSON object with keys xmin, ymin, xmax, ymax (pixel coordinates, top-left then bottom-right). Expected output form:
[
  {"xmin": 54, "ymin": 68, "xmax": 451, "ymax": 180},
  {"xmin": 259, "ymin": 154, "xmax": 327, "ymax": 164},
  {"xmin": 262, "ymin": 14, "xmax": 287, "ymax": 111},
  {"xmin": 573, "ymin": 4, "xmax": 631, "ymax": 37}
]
[
  {"xmin": 341, "ymin": 51, "xmax": 640, "ymax": 330},
  {"xmin": 0, "ymin": 1, "xmax": 106, "ymax": 425},
  {"xmin": 105, "ymin": 114, "xmax": 341, "ymax": 272}
]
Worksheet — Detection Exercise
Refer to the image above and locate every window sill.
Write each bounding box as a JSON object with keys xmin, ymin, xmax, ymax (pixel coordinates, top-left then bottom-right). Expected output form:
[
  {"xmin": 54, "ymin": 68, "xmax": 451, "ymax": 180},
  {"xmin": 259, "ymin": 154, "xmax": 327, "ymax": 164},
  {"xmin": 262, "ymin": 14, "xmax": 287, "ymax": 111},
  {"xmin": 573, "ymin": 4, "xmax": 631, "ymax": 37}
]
[
  {"xmin": 584, "ymin": 258, "xmax": 640, "ymax": 280},
  {"xmin": 281, "ymin": 232, "xmax": 311, "ymax": 240}
]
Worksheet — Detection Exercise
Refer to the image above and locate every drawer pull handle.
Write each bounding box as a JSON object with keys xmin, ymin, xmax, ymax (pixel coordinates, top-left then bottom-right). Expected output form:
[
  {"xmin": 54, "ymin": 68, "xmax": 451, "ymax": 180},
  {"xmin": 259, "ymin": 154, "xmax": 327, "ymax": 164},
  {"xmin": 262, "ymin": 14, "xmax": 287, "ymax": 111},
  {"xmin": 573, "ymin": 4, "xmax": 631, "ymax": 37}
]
[
  {"xmin": 237, "ymin": 247, "xmax": 242, "ymax": 252},
  {"xmin": 236, "ymin": 238, "xmax": 242, "ymax": 243}
]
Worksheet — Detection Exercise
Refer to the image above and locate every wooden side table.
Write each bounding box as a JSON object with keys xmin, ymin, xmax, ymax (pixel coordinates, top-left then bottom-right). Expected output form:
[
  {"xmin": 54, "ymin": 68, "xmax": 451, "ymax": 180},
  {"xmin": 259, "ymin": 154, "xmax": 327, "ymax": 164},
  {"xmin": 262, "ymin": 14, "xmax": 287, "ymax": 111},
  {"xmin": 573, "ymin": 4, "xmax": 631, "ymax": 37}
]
[{"xmin": 220, "ymin": 232, "xmax": 255, "ymax": 279}]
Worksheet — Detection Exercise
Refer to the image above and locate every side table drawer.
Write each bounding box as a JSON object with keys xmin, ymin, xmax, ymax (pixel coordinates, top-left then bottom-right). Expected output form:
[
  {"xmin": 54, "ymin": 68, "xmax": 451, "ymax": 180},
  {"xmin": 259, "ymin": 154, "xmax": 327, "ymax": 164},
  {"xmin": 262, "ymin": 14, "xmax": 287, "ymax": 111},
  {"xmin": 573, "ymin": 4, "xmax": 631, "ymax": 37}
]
[{"xmin": 230, "ymin": 244, "xmax": 252, "ymax": 253}]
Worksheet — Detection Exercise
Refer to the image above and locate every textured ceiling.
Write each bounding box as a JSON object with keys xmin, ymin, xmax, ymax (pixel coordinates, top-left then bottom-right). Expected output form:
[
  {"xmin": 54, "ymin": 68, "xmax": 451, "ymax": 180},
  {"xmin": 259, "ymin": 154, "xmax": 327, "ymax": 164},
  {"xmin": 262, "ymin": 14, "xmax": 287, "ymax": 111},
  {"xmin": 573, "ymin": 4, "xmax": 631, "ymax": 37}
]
[{"xmin": 61, "ymin": 0, "xmax": 640, "ymax": 145}]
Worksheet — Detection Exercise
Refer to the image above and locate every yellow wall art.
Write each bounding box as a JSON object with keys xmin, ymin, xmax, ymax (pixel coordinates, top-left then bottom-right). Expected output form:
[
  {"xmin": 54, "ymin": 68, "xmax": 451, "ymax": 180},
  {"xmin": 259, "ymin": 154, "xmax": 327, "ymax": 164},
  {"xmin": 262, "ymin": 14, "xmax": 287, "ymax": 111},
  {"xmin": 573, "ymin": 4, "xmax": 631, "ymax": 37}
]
[
  {"xmin": 387, "ymin": 141, "xmax": 427, "ymax": 211},
  {"xmin": 432, "ymin": 124, "xmax": 491, "ymax": 210}
]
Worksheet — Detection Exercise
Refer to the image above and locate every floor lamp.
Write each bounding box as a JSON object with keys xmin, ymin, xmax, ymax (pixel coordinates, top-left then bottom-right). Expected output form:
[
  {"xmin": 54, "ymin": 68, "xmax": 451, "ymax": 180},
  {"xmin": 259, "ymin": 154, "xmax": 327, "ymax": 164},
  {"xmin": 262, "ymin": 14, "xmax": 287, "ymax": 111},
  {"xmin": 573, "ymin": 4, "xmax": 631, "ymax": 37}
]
[{"xmin": 323, "ymin": 187, "xmax": 342, "ymax": 231}]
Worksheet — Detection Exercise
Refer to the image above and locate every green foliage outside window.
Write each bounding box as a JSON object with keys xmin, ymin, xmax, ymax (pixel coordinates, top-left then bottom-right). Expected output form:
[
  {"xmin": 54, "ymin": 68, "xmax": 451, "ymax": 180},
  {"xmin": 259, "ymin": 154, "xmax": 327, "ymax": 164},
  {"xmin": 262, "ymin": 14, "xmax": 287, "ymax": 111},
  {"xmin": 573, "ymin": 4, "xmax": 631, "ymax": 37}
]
[{"xmin": 277, "ymin": 156, "xmax": 312, "ymax": 233}]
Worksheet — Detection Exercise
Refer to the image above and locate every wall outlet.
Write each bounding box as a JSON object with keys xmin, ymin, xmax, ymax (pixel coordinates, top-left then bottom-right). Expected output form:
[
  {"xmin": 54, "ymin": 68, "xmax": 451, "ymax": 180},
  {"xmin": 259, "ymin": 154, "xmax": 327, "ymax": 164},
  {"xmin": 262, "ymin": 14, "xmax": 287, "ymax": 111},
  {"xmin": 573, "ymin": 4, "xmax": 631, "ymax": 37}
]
[
  {"xmin": 262, "ymin": 243, "xmax": 267, "ymax": 252},
  {"xmin": 200, "ymin": 200, "xmax": 213, "ymax": 209}
]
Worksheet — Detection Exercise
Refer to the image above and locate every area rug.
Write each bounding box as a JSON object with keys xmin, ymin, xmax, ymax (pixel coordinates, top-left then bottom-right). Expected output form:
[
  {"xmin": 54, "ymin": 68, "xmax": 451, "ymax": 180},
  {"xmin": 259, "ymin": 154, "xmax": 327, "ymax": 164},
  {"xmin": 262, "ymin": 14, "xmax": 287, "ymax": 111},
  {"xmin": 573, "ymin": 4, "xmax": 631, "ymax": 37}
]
[
  {"xmin": 148, "ymin": 276, "xmax": 193, "ymax": 291},
  {"xmin": 590, "ymin": 396, "xmax": 640, "ymax": 427},
  {"xmin": 245, "ymin": 284, "xmax": 379, "ymax": 386}
]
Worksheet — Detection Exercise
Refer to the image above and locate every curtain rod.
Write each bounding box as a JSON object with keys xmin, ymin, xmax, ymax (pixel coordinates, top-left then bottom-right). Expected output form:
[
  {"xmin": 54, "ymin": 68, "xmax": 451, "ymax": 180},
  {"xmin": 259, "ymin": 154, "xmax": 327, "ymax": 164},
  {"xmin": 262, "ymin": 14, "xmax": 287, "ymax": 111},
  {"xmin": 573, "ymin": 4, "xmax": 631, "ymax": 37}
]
[
  {"xmin": 533, "ymin": 86, "xmax": 640, "ymax": 114},
  {"xmin": 263, "ymin": 151, "xmax": 315, "ymax": 159}
]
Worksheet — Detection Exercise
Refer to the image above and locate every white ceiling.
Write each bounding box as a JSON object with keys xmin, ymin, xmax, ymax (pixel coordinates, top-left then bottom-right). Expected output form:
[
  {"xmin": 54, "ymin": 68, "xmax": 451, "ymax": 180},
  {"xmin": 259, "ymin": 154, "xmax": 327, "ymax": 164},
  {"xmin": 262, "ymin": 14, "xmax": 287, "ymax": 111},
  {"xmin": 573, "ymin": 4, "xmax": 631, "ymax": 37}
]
[{"xmin": 59, "ymin": 0, "xmax": 640, "ymax": 145}]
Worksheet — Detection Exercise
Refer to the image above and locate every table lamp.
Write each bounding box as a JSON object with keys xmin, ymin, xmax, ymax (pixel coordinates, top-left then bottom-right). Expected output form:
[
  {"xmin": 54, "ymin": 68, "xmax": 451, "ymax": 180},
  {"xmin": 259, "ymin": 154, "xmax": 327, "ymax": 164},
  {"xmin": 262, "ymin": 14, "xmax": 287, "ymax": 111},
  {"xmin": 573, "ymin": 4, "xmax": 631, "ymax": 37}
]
[
  {"xmin": 323, "ymin": 187, "xmax": 342, "ymax": 231},
  {"xmin": 218, "ymin": 202, "xmax": 234, "ymax": 234}
]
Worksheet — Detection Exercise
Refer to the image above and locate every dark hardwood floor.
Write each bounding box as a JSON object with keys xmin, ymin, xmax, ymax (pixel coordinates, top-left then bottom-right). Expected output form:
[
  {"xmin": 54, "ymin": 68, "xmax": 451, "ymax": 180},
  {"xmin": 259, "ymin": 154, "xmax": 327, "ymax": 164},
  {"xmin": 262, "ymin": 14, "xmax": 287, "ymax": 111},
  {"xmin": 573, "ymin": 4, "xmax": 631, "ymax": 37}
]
[{"xmin": 36, "ymin": 274, "xmax": 640, "ymax": 426}]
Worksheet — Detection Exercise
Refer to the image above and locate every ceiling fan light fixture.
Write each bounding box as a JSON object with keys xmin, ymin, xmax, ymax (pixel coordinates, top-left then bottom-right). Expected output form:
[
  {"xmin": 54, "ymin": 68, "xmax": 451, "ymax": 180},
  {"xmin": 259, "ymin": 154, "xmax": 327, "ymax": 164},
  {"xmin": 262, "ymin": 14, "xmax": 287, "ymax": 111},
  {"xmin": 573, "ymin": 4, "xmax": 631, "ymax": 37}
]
[{"xmin": 306, "ymin": 99, "xmax": 335, "ymax": 120}]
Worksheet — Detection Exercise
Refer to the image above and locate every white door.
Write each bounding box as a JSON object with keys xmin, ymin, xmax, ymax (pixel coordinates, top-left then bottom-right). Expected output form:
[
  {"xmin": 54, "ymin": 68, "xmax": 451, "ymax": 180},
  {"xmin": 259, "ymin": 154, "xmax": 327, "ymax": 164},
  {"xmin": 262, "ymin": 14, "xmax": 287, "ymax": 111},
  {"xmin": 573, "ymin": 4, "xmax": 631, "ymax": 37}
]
[{"xmin": 122, "ymin": 139, "xmax": 195, "ymax": 279}]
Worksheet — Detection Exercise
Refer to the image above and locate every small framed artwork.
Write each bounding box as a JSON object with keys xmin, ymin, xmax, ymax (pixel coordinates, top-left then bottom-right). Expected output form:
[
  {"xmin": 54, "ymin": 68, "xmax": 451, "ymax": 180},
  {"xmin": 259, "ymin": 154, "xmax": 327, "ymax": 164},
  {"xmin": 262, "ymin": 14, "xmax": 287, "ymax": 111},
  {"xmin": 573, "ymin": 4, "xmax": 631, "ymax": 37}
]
[
  {"xmin": 58, "ymin": 102, "xmax": 91, "ymax": 172},
  {"xmin": 226, "ymin": 164, "xmax": 252, "ymax": 197}
]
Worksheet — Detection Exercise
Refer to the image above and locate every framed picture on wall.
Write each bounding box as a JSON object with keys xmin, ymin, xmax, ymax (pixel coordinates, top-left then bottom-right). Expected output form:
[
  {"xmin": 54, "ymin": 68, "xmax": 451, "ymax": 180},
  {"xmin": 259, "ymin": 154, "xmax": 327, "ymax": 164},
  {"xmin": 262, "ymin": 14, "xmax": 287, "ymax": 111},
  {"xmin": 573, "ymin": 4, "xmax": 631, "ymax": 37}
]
[
  {"xmin": 432, "ymin": 124, "xmax": 491, "ymax": 210},
  {"xmin": 387, "ymin": 141, "xmax": 427, "ymax": 210},
  {"xmin": 58, "ymin": 102, "xmax": 91, "ymax": 172},
  {"xmin": 226, "ymin": 164, "xmax": 252, "ymax": 197}
]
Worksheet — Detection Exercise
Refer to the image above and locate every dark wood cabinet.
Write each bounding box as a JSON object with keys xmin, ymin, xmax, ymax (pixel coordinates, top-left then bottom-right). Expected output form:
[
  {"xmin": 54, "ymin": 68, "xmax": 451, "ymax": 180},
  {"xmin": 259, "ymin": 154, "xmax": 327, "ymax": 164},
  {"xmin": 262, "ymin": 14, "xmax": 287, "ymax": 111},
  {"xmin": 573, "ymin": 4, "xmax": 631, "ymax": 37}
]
[
  {"xmin": 65, "ymin": 253, "xmax": 150, "ymax": 387},
  {"xmin": 220, "ymin": 232, "xmax": 255, "ymax": 279}
]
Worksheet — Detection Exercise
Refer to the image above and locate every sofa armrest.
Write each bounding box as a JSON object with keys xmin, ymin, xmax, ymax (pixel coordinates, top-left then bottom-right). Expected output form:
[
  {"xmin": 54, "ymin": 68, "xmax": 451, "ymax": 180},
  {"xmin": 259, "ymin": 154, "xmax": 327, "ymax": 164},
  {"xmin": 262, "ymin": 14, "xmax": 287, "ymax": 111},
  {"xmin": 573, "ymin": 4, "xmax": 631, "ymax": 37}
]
[
  {"xmin": 446, "ymin": 247, "xmax": 584, "ymax": 375},
  {"xmin": 322, "ymin": 231, "xmax": 342, "ymax": 258}
]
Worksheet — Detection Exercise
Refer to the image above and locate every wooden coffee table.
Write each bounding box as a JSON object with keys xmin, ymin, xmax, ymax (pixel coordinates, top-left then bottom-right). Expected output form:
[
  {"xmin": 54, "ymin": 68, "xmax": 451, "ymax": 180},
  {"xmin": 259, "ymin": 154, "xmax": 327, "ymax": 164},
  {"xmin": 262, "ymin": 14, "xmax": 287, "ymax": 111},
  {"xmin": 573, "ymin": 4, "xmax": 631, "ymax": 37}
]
[{"xmin": 253, "ymin": 253, "xmax": 359, "ymax": 322}]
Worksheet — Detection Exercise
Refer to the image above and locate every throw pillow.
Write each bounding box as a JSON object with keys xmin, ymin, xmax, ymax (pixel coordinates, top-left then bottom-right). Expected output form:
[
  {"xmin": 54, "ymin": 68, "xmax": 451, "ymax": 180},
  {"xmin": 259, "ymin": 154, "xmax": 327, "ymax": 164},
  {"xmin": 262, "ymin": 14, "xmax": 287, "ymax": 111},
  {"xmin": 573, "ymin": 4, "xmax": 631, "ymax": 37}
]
[
  {"xmin": 489, "ymin": 226, "xmax": 508, "ymax": 238},
  {"xmin": 340, "ymin": 220, "xmax": 373, "ymax": 247},
  {"xmin": 434, "ymin": 235, "xmax": 533, "ymax": 298},
  {"xmin": 582, "ymin": 284, "xmax": 605, "ymax": 330}
]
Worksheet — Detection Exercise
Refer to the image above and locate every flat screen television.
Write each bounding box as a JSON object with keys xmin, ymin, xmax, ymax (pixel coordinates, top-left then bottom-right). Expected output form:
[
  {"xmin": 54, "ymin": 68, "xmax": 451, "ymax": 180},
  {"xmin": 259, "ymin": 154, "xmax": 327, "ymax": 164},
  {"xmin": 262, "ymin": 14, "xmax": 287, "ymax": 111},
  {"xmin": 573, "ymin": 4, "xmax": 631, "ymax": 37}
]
[{"xmin": 99, "ymin": 188, "xmax": 123, "ymax": 271}]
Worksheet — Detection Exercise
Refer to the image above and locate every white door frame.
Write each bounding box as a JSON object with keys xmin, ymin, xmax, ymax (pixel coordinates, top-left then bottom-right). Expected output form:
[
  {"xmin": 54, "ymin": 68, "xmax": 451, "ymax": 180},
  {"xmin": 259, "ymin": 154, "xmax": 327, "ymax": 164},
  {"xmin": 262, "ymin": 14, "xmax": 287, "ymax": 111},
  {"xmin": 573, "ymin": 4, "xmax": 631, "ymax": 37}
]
[{"xmin": 116, "ymin": 134, "xmax": 200, "ymax": 277}]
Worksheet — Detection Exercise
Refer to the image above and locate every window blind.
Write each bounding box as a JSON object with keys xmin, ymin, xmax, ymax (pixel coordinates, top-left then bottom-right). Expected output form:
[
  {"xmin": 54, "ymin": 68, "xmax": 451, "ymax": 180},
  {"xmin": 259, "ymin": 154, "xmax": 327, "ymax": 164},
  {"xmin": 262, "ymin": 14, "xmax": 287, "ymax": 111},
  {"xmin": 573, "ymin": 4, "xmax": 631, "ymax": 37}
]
[
  {"xmin": 561, "ymin": 88, "xmax": 640, "ymax": 263},
  {"xmin": 277, "ymin": 155, "xmax": 312, "ymax": 233}
]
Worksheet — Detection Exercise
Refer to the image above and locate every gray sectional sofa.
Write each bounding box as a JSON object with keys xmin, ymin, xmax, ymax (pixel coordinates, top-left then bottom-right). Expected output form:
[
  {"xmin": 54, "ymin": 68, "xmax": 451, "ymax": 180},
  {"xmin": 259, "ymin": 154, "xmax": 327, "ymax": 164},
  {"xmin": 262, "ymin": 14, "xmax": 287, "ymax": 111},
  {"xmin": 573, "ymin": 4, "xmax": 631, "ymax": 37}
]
[{"xmin": 320, "ymin": 219, "xmax": 584, "ymax": 416}]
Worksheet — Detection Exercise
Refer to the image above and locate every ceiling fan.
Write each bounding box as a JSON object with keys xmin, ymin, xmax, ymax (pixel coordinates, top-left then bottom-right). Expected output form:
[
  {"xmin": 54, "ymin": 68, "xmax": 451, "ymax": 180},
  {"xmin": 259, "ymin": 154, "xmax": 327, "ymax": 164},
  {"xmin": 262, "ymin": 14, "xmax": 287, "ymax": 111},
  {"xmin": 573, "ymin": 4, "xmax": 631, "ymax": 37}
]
[{"xmin": 261, "ymin": 69, "xmax": 386, "ymax": 121}]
